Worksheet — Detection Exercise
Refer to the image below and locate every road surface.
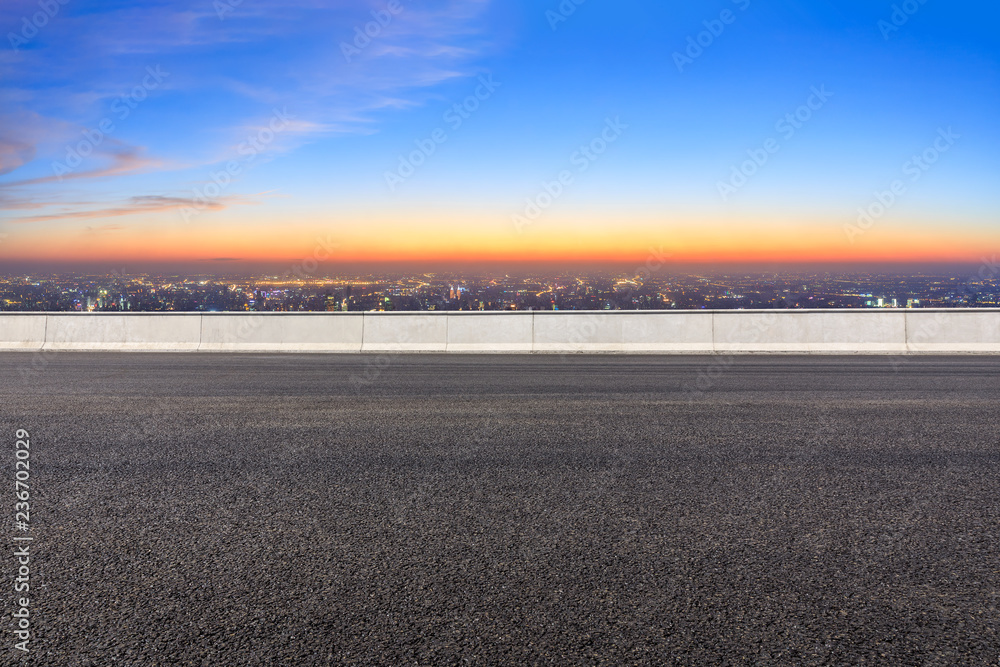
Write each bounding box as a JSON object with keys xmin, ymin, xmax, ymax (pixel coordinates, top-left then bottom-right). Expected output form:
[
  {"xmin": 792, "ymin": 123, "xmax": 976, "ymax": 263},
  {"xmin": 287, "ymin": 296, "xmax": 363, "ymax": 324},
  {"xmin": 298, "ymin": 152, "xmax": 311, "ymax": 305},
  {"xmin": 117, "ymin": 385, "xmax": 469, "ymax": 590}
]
[{"xmin": 1, "ymin": 353, "xmax": 998, "ymax": 665}]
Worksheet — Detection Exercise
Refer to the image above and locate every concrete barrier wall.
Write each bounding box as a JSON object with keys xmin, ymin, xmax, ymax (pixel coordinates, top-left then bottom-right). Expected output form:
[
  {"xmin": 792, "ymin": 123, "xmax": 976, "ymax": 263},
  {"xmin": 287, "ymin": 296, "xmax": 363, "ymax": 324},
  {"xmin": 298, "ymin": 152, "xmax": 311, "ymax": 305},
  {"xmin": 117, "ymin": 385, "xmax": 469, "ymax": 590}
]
[
  {"xmin": 121, "ymin": 314, "xmax": 202, "ymax": 351},
  {"xmin": 714, "ymin": 311, "xmax": 908, "ymax": 353},
  {"xmin": 445, "ymin": 313, "xmax": 533, "ymax": 352},
  {"xmin": 0, "ymin": 315, "xmax": 46, "ymax": 350},
  {"xmin": 41, "ymin": 314, "xmax": 203, "ymax": 351},
  {"xmin": 532, "ymin": 312, "xmax": 714, "ymax": 352},
  {"xmin": 363, "ymin": 313, "xmax": 448, "ymax": 352},
  {"xmin": 906, "ymin": 310, "xmax": 1000, "ymax": 353},
  {"xmin": 46, "ymin": 314, "xmax": 126, "ymax": 350},
  {"xmin": 200, "ymin": 314, "xmax": 364, "ymax": 352},
  {"xmin": 0, "ymin": 310, "xmax": 999, "ymax": 353}
]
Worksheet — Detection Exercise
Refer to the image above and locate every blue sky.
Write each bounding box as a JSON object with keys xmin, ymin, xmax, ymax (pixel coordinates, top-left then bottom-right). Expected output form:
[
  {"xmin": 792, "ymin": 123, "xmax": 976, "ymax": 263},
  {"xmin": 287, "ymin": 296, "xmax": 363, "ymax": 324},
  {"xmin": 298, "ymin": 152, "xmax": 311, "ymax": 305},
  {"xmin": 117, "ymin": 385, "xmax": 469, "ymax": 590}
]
[{"xmin": 0, "ymin": 0, "xmax": 997, "ymax": 266}]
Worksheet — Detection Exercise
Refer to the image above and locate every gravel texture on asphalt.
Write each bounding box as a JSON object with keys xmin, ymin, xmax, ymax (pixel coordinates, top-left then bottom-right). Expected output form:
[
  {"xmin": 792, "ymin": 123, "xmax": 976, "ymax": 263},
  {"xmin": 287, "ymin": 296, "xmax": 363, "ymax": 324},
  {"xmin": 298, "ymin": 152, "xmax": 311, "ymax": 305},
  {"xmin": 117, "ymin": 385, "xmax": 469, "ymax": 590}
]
[{"xmin": 0, "ymin": 353, "xmax": 998, "ymax": 666}]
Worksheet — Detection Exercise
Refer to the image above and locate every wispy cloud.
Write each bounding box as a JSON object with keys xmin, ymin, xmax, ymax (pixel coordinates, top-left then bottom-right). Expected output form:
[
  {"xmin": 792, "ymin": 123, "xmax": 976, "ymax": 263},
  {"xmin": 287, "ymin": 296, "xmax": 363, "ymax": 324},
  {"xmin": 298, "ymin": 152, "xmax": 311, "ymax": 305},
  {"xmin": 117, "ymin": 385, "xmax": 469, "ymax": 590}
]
[
  {"xmin": 7, "ymin": 194, "xmax": 259, "ymax": 224},
  {"xmin": 2, "ymin": 144, "xmax": 161, "ymax": 188},
  {"xmin": 0, "ymin": 110, "xmax": 66, "ymax": 177},
  {"xmin": 205, "ymin": 0, "xmax": 498, "ymax": 136},
  {"xmin": 0, "ymin": 110, "xmax": 163, "ymax": 187},
  {"xmin": 0, "ymin": 139, "xmax": 35, "ymax": 176},
  {"xmin": 0, "ymin": 195, "xmax": 90, "ymax": 211},
  {"xmin": 83, "ymin": 224, "xmax": 125, "ymax": 235},
  {"xmin": 0, "ymin": 0, "xmax": 499, "ymax": 222}
]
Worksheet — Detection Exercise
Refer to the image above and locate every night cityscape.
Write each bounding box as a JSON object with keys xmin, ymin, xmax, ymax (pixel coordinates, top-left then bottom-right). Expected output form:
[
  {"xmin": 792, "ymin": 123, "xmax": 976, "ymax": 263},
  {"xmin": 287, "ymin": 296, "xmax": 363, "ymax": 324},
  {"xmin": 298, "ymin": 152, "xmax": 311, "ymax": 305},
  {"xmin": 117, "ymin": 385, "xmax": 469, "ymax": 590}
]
[{"xmin": 2, "ymin": 270, "xmax": 998, "ymax": 312}]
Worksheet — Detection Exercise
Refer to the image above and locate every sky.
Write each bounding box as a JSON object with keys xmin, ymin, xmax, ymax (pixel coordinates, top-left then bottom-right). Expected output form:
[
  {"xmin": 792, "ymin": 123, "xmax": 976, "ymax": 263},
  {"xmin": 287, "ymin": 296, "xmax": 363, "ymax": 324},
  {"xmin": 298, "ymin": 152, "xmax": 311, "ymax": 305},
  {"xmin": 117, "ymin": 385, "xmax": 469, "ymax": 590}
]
[{"xmin": 0, "ymin": 0, "xmax": 997, "ymax": 272}]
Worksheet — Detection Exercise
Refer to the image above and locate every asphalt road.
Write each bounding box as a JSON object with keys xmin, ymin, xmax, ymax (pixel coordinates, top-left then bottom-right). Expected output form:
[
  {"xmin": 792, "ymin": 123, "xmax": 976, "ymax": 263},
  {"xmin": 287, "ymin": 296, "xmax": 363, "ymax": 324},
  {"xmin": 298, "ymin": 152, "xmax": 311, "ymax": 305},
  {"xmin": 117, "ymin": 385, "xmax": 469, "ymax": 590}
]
[{"xmin": 1, "ymin": 353, "xmax": 998, "ymax": 665}]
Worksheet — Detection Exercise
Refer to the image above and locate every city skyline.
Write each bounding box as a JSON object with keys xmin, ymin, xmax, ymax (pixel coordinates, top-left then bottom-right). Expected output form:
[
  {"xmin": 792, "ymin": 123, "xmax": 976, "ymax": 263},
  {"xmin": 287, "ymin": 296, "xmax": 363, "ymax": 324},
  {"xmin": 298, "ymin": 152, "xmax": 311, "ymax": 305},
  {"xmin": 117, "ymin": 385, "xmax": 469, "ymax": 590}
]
[
  {"xmin": 1, "ymin": 1, "xmax": 998, "ymax": 270},
  {"xmin": 4, "ymin": 267, "xmax": 998, "ymax": 312}
]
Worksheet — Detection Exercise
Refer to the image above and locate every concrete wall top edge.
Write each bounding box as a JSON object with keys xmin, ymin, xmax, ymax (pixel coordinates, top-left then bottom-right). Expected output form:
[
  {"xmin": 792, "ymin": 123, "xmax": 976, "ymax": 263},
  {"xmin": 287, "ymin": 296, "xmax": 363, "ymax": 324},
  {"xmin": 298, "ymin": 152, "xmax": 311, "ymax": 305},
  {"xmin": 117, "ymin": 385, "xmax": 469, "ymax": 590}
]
[
  {"xmin": 4, "ymin": 309, "xmax": 1000, "ymax": 315},
  {"xmin": 2, "ymin": 311, "xmax": 367, "ymax": 316}
]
